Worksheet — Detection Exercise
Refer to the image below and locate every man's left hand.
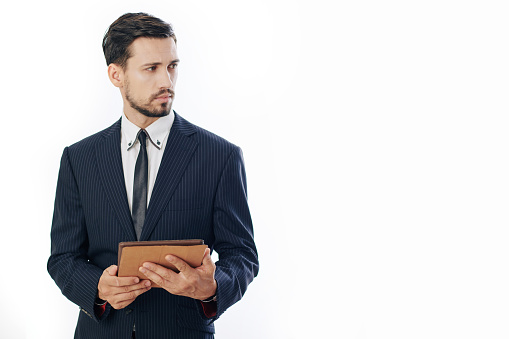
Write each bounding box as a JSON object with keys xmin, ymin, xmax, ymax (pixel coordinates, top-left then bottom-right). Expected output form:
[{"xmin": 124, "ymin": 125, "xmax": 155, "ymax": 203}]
[{"xmin": 139, "ymin": 248, "xmax": 217, "ymax": 301}]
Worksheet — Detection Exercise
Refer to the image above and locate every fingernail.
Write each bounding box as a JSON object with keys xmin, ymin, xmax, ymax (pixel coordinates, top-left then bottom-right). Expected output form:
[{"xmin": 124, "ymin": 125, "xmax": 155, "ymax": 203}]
[
  {"xmin": 139, "ymin": 267, "xmax": 146, "ymax": 273},
  {"xmin": 166, "ymin": 255, "xmax": 173, "ymax": 261},
  {"xmin": 134, "ymin": 278, "xmax": 140, "ymax": 283},
  {"xmin": 145, "ymin": 281, "xmax": 151, "ymax": 287},
  {"xmin": 143, "ymin": 263, "xmax": 150, "ymax": 268}
]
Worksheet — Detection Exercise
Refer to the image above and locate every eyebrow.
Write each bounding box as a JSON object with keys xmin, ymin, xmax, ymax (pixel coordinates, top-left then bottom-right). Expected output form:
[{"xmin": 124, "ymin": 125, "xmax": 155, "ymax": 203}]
[{"xmin": 141, "ymin": 59, "xmax": 180, "ymax": 67}]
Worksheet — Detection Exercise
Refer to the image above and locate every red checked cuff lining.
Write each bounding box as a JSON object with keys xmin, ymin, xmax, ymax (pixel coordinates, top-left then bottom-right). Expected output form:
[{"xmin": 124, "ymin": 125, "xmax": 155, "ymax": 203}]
[
  {"xmin": 94, "ymin": 303, "xmax": 106, "ymax": 318},
  {"xmin": 200, "ymin": 301, "xmax": 217, "ymax": 318}
]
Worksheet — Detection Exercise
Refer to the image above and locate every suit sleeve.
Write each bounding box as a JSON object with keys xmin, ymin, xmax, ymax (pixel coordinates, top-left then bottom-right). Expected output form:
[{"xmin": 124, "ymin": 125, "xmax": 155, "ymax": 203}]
[
  {"xmin": 47, "ymin": 147, "xmax": 108, "ymax": 322},
  {"xmin": 203, "ymin": 146, "xmax": 259, "ymax": 320}
]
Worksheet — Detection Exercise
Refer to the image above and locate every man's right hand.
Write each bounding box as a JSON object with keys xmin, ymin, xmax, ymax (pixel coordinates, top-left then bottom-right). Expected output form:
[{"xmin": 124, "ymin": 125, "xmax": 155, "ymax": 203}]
[{"xmin": 97, "ymin": 265, "xmax": 151, "ymax": 309}]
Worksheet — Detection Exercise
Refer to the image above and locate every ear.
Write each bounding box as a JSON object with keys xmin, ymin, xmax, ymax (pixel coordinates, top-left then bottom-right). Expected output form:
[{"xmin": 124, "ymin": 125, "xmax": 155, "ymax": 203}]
[{"xmin": 107, "ymin": 63, "xmax": 124, "ymax": 88}]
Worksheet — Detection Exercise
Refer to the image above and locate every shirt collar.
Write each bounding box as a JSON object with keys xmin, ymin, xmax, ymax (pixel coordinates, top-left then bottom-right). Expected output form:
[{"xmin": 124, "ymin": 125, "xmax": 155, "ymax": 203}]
[{"xmin": 121, "ymin": 111, "xmax": 175, "ymax": 151}]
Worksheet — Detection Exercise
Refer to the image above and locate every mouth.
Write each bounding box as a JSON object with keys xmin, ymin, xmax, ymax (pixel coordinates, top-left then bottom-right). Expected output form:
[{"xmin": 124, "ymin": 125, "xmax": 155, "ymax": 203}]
[
  {"xmin": 153, "ymin": 90, "xmax": 174, "ymax": 104},
  {"xmin": 154, "ymin": 94, "xmax": 172, "ymax": 103}
]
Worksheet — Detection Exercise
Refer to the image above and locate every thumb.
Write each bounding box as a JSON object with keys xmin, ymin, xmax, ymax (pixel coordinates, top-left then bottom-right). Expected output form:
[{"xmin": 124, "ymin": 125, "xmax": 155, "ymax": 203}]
[
  {"xmin": 106, "ymin": 265, "xmax": 118, "ymax": 276},
  {"xmin": 202, "ymin": 248, "xmax": 214, "ymax": 267}
]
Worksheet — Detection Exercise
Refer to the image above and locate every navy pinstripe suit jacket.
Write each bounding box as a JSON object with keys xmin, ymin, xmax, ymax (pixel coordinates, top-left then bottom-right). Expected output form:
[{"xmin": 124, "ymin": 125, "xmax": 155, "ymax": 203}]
[{"xmin": 48, "ymin": 113, "xmax": 259, "ymax": 339}]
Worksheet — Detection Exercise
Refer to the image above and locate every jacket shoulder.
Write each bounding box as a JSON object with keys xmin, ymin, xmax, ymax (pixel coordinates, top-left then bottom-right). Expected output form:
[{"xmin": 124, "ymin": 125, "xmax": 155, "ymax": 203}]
[
  {"xmin": 66, "ymin": 119, "xmax": 120, "ymax": 154},
  {"xmin": 176, "ymin": 113, "xmax": 239, "ymax": 154}
]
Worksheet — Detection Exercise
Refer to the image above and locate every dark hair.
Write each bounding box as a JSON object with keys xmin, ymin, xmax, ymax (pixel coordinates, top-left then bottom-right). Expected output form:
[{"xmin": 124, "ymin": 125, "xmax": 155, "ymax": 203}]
[{"xmin": 102, "ymin": 12, "xmax": 176, "ymax": 68}]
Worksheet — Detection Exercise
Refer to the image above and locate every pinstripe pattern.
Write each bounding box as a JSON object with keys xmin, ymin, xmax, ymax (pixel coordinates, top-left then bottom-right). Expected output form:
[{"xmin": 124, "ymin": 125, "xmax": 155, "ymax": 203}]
[{"xmin": 48, "ymin": 113, "xmax": 259, "ymax": 339}]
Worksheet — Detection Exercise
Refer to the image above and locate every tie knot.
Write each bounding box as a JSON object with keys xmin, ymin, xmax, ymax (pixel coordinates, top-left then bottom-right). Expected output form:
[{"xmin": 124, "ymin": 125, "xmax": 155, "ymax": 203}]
[{"xmin": 138, "ymin": 130, "xmax": 147, "ymax": 146}]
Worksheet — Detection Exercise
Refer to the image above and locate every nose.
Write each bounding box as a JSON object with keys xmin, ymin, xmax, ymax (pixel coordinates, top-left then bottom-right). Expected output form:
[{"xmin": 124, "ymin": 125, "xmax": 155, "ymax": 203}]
[{"xmin": 159, "ymin": 69, "xmax": 174, "ymax": 90}]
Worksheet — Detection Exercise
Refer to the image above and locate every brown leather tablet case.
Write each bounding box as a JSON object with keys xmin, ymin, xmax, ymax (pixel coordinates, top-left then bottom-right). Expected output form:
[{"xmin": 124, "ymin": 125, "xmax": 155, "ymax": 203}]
[{"xmin": 117, "ymin": 239, "xmax": 207, "ymax": 287}]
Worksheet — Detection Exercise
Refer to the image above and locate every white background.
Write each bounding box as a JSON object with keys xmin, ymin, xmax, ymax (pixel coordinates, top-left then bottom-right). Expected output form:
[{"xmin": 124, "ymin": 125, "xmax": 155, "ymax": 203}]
[{"xmin": 2, "ymin": 0, "xmax": 509, "ymax": 338}]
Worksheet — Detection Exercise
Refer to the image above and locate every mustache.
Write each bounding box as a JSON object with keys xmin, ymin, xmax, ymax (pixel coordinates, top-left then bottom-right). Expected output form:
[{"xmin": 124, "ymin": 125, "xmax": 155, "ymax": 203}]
[{"xmin": 151, "ymin": 89, "xmax": 175, "ymax": 100}]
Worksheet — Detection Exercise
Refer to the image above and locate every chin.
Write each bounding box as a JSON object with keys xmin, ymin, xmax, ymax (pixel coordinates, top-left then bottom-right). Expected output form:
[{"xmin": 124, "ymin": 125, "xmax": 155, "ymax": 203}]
[
  {"xmin": 139, "ymin": 106, "xmax": 172, "ymax": 118},
  {"xmin": 141, "ymin": 111, "xmax": 170, "ymax": 118}
]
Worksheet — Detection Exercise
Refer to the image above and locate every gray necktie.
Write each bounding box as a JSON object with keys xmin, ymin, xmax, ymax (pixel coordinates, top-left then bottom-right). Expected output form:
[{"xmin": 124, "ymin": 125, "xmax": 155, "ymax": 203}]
[{"xmin": 132, "ymin": 130, "xmax": 148, "ymax": 240}]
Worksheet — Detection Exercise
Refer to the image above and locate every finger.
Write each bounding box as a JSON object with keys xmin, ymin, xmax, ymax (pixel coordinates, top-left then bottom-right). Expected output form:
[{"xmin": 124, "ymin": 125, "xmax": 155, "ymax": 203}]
[
  {"xmin": 99, "ymin": 277, "xmax": 145, "ymax": 299},
  {"xmin": 202, "ymin": 248, "xmax": 214, "ymax": 267},
  {"xmin": 165, "ymin": 255, "xmax": 191, "ymax": 275},
  {"xmin": 110, "ymin": 280, "xmax": 151, "ymax": 294},
  {"xmin": 103, "ymin": 265, "xmax": 139, "ymax": 285},
  {"xmin": 101, "ymin": 280, "xmax": 151, "ymax": 309},
  {"xmin": 139, "ymin": 265, "xmax": 168, "ymax": 286},
  {"xmin": 106, "ymin": 265, "xmax": 118, "ymax": 276},
  {"xmin": 104, "ymin": 274, "xmax": 140, "ymax": 287},
  {"xmin": 114, "ymin": 283, "xmax": 151, "ymax": 303},
  {"xmin": 197, "ymin": 248, "xmax": 216, "ymax": 276},
  {"xmin": 143, "ymin": 261, "xmax": 179, "ymax": 280},
  {"xmin": 140, "ymin": 262, "xmax": 181, "ymax": 286},
  {"xmin": 113, "ymin": 283, "xmax": 151, "ymax": 309}
]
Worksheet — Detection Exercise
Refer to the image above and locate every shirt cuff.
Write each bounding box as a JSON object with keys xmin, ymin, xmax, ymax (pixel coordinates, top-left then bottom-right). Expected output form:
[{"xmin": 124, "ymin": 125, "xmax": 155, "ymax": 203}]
[
  {"xmin": 200, "ymin": 301, "xmax": 217, "ymax": 318},
  {"xmin": 94, "ymin": 303, "xmax": 107, "ymax": 318}
]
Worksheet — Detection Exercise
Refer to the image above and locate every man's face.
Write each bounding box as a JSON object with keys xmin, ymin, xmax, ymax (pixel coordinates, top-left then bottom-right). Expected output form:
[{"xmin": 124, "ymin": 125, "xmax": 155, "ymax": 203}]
[{"xmin": 121, "ymin": 37, "xmax": 179, "ymax": 118}]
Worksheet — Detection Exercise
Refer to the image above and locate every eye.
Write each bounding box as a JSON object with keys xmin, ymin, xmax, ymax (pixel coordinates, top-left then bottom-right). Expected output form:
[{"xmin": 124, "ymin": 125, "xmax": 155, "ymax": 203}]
[
  {"xmin": 169, "ymin": 63, "xmax": 178, "ymax": 69},
  {"xmin": 146, "ymin": 66, "xmax": 156, "ymax": 71}
]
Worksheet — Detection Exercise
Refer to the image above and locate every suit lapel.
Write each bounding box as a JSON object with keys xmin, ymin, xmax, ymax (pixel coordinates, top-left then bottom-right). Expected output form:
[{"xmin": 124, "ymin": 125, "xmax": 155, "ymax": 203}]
[
  {"xmin": 95, "ymin": 119, "xmax": 137, "ymax": 241},
  {"xmin": 140, "ymin": 113, "xmax": 198, "ymax": 241}
]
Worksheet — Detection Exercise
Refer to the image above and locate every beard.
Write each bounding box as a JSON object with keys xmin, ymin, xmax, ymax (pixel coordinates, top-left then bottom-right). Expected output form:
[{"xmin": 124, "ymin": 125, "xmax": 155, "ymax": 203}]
[{"xmin": 125, "ymin": 80, "xmax": 174, "ymax": 118}]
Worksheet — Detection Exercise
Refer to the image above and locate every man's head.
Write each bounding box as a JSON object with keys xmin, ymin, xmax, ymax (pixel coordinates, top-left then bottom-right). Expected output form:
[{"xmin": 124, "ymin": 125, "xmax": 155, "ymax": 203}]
[
  {"xmin": 103, "ymin": 13, "xmax": 179, "ymax": 126},
  {"xmin": 103, "ymin": 12, "xmax": 176, "ymax": 68}
]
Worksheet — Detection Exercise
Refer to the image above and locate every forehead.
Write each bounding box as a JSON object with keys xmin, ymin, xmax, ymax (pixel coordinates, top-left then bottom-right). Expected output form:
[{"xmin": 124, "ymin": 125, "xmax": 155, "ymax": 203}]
[{"xmin": 127, "ymin": 37, "xmax": 178, "ymax": 66}]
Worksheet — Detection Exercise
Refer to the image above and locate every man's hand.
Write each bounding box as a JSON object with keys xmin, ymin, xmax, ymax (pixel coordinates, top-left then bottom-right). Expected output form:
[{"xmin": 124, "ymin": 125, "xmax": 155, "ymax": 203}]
[
  {"xmin": 97, "ymin": 265, "xmax": 152, "ymax": 309},
  {"xmin": 139, "ymin": 248, "xmax": 217, "ymax": 300}
]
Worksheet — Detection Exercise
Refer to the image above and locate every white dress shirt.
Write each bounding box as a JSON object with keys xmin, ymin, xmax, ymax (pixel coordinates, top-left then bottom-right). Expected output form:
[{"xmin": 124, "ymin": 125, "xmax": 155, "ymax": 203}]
[{"xmin": 121, "ymin": 111, "xmax": 175, "ymax": 213}]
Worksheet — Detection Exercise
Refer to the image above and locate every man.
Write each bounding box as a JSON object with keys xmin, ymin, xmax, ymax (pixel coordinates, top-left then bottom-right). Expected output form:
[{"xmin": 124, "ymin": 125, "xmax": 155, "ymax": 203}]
[{"xmin": 48, "ymin": 12, "xmax": 258, "ymax": 339}]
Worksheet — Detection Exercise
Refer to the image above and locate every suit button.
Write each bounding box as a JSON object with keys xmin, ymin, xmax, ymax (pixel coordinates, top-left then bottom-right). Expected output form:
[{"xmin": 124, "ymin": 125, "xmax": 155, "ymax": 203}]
[{"xmin": 125, "ymin": 309, "xmax": 133, "ymax": 315}]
